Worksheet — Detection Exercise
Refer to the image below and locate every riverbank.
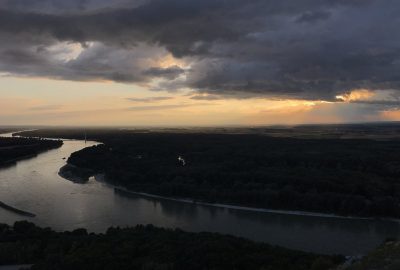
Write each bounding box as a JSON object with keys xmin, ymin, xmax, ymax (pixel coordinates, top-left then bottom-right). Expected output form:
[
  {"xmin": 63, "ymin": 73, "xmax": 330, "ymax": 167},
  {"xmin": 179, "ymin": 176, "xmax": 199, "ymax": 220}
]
[
  {"xmin": 113, "ymin": 187, "xmax": 395, "ymax": 221},
  {"xmin": 59, "ymin": 167, "xmax": 400, "ymax": 222},
  {"xmin": 110, "ymin": 180, "xmax": 400, "ymax": 223},
  {"xmin": 55, "ymin": 159, "xmax": 400, "ymax": 222},
  {"xmin": 0, "ymin": 201, "xmax": 35, "ymax": 217},
  {"xmin": 0, "ymin": 154, "xmax": 37, "ymax": 168},
  {"xmin": 0, "ymin": 137, "xmax": 63, "ymax": 167},
  {"xmin": 58, "ymin": 164, "xmax": 96, "ymax": 183}
]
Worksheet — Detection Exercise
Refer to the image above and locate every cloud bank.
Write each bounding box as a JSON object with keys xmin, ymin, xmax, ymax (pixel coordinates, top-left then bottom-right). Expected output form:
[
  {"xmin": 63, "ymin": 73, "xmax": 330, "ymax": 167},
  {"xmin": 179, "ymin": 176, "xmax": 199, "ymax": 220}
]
[{"xmin": 0, "ymin": 0, "xmax": 400, "ymax": 102}]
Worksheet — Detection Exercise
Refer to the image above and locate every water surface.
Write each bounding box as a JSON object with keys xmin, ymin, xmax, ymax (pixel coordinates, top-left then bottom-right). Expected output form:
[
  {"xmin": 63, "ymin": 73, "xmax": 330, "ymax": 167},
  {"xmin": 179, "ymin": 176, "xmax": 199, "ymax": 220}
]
[{"xmin": 0, "ymin": 134, "xmax": 399, "ymax": 255}]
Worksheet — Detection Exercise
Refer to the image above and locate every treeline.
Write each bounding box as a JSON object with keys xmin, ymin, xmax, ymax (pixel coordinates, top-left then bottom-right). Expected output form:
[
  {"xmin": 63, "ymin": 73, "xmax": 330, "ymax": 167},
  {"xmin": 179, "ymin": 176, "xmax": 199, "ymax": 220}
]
[
  {"xmin": 0, "ymin": 128, "xmax": 17, "ymax": 134},
  {"xmin": 15, "ymin": 123, "xmax": 400, "ymax": 140},
  {"xmin": 0, "ymin": 137, "xmax": 63, "ymax": 166},
  {"xmin": 0, "ymin": 221, "xmax": 342, "ymax": 270},
  {"xmin": 16, "ymin": 129, "xmax": 400, "ymax": 218}
]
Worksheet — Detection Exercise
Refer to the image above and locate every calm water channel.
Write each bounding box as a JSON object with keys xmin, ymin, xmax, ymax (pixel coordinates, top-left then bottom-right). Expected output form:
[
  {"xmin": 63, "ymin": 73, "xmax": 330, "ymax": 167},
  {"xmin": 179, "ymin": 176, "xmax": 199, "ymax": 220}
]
[{"xmin": 0, "ymin": 133, "xmax": 399, "ymax": 255}]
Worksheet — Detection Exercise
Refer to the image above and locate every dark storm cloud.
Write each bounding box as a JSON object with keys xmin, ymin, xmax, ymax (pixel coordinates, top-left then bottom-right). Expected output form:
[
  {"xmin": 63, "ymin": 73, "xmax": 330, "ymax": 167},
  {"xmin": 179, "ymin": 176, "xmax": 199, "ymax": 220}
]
[
  {"xmin": 0, "ymin": 0, "xmax": 143, "ymax": 13},
  {"xmin": 0, "ymin": 0, "xmax": 399, "ymax": 100},
  {"xmin": 348, "ymin": 100, "xmax": 400, "ymax": 108},
  {"xmin": 295, "ymin": 10, "xmax": 331, "ymax": 24},
  {"xmin": 142, "ymin": 66, "xmax": 185, "ymax": 80}
]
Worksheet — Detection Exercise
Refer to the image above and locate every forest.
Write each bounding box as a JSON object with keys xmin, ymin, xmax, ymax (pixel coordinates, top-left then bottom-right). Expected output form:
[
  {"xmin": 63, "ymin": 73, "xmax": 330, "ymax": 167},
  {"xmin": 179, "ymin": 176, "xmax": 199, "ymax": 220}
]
[
  {"xmin": 16, "ymin": 128, "xmax": 400, "ymax": 218},
  {"xmin": 0, "ymin": 137, "xmax": 63, "ymax": 167},
  {"xmin": 0, "ymin": 221, "xmax": 343, "ymax": 270},
  {"xmin": 0, "ymin": 128, "xmax": 18, "ymax": 134}
]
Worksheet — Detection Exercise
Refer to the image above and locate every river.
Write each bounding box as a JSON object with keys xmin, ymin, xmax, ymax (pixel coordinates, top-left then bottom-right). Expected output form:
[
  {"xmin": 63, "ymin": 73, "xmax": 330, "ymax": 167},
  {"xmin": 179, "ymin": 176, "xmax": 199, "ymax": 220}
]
[{"xmin": 0, "ymin": 133, "xmax": 399, "ymax": 255}]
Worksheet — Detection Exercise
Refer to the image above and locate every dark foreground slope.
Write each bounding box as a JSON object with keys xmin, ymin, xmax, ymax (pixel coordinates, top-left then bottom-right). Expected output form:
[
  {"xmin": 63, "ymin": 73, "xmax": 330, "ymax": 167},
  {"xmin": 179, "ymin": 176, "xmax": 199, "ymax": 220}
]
[
  {"xmin": 17, "ymin": 128, "xmax": 400, "ymax": 218},
  {"xmin": 0, "ymin": 137, "xmax": 62, "ymax": 167},
  {"xmin": 0, "ymin": 221, "xmax": 342, "ymax": 270},
  {"xmin": 344, "ymin": 240, "xmax": 400, "ymax": 270}
]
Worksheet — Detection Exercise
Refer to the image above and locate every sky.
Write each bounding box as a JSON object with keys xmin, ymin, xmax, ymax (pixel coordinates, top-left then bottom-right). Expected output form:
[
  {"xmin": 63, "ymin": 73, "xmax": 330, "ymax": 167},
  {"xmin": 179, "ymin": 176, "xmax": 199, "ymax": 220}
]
[{"xmin": 1, "ymin": 0, "xmax": 400, "ymax": 126}]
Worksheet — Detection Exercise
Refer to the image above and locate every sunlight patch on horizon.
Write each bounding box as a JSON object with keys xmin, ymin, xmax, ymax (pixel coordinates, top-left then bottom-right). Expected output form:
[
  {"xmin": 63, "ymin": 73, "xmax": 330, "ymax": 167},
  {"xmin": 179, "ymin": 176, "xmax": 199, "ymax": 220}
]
[
  {"xmin": 335, "ymin": 89, "xmax": 374, "ymax": 102},
  {"xmin": 157, "ymin": 54, "xmax": 188, "ymax": 69},
  {"xmin": 2, "ymin": 76, "xmax": 400, "ymax": 126}
]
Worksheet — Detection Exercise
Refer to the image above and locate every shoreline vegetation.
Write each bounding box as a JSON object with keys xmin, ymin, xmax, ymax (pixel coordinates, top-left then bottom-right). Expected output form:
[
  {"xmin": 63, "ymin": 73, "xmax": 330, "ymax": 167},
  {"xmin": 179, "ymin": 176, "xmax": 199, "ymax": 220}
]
[
  {"xmin": 0, "ymin": 221, "xmax": 344, "ymax": 270},
  {"xmin": 0, "ymin": 136, "xmax": 63, "ymax": 219},
  {"xmin": 0, "ymin": 137, "xmax": 63, "ymax": 168},
  {"xmin": 15, "ymin": 127, "xmax": 400, "ymax": 220},
  {"xmin": 60, "ymin": 164, "xmax": 399, "ymax": 222},
  {"xmin": 1, "ymin": 221, "xmax": 398, "ymax": 270},
  {"xmin": 112, "ymin": 187, "xmax": 400, "ymax": 222},
  {"xmin": 58, "ymin": 164, "xmax": 96, "ymax": 183},
  {"xmin": 0, "ymin": 153, "xmax": 38, "ymax": 169}
]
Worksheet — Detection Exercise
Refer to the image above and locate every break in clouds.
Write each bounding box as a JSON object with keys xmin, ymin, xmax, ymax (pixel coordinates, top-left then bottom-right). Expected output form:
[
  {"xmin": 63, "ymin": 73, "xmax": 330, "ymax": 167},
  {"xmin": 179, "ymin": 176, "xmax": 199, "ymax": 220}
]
[{"xmin": 0, "ymin": 0, "xmax": 400, "ymax": 103}]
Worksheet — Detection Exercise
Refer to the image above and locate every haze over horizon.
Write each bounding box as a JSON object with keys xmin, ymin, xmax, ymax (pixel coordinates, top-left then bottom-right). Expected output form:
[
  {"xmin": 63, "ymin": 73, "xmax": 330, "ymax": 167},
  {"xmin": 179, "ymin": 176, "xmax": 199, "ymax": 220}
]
[{"xmin": 1, "ymin": 0, "xmax": 400, "ymax": 125}]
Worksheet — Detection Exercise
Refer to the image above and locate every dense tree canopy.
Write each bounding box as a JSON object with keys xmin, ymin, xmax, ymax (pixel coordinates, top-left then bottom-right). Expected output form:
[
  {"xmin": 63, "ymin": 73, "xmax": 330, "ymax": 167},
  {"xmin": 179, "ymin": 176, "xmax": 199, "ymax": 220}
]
[
  {"xmin": 0, "ymin": 137, "xmax": 62, "ymax": 167},
  {"xmin": 17, "ymin": 128, "xmax": 400, "ymax": 218},
  {"xmin": 0, "ymin": 221, "xmax": 342, "ymax": 270}
]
